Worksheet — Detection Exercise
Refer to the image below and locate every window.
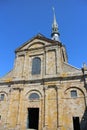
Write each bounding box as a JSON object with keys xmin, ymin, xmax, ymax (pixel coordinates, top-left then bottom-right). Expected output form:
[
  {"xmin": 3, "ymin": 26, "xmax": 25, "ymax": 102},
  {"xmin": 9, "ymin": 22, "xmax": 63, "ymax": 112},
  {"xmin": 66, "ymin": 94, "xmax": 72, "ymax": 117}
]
[
  {"xmin": 32, "ymin": 57, "xmax": 41, "ymax": 75},
  {"xmin": 29, "ymin": 93, "xmax": 40, "ymax": 100},
  {"xmin": 71, "ymin": 90, "xmax": 77, "ymax": 98},
  {"xmin": 0, "ymin": 94, "xmax": 5, "ymax": 101}
]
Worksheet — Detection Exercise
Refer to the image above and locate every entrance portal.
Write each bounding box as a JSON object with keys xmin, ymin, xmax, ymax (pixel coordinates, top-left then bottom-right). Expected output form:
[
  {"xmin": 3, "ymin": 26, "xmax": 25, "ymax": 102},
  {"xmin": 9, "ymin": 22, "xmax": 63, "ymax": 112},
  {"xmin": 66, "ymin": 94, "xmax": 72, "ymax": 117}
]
[
  {"xmin": 27, "ymin": 108, "xmax": 39, "ymax": 130},
  {"xmin": 73, "ymin": 117, "xmax": 80, "ymax": 130}
]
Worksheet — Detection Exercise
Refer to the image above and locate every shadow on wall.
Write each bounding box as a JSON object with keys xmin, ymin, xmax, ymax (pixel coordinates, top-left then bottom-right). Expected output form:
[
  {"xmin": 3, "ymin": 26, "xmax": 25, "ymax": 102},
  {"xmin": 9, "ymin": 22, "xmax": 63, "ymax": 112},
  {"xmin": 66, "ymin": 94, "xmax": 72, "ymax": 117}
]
[{"xmin": 80, "ymin": 106, "xmax": 87, "ymax": 130}]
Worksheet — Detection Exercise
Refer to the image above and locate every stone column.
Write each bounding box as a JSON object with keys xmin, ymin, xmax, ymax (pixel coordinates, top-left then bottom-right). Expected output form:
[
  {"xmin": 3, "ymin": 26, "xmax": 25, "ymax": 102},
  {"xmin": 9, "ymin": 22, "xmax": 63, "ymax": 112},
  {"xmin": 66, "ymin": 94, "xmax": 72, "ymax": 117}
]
[
  {"xmin": 55, "ymin": 86, "xmax": 59, "ymax": 129},
  {"xmin": 56, "ymin": 85, "xmax": 63, "ymax": 130},
  {"xmin": 15, "ymin": 87, "xmax": 24, "ymax": 130},
  {"xmin": 43, "ymin": 86, "xmax": 48, "ymax": 130}
]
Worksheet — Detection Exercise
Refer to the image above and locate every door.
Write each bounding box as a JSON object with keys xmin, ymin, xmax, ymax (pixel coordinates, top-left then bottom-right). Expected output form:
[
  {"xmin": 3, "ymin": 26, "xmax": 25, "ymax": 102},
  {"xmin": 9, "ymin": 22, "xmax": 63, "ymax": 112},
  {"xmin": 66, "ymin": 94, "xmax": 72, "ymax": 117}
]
[
  {"xmin": 73, "ymin": 117, "xmax": 80, "ymax": 130},
  {"xmin": 27, "ymin": 108, "xmax": 39, "ymax": 130}
]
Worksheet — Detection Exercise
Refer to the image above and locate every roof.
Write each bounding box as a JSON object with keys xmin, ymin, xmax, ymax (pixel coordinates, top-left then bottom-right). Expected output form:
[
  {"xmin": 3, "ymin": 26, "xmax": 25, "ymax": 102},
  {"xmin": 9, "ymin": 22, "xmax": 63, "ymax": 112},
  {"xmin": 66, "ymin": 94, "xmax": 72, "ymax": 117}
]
[{"xmin": 15, "ymin": 33, "xmax": 62, "ymax": 52}]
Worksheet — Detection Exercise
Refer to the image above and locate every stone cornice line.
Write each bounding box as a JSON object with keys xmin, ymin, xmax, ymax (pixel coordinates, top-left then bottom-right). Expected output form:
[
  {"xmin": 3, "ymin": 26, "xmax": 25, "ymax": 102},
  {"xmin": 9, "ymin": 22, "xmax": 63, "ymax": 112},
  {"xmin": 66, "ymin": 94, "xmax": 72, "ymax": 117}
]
[{"xmin": 0, "ymin": 74, "xmax": 86, "ymax": 85}]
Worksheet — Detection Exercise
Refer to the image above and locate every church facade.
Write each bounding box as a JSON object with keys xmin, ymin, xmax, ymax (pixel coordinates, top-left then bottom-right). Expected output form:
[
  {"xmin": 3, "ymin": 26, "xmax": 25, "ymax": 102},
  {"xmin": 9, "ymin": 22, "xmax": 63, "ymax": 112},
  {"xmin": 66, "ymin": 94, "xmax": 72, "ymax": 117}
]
[{"xmin": 0, "ymin": 12, "xmax": 87, "ymax": 130}]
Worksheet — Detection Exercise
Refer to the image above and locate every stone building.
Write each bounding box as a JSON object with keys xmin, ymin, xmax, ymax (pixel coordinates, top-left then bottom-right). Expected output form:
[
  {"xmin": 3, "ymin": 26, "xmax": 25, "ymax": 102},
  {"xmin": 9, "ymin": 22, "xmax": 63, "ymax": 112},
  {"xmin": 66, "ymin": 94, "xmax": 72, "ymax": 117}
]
[{"xmin": 0, "ymin": 11, "xmax": 87, "ymax": 130}]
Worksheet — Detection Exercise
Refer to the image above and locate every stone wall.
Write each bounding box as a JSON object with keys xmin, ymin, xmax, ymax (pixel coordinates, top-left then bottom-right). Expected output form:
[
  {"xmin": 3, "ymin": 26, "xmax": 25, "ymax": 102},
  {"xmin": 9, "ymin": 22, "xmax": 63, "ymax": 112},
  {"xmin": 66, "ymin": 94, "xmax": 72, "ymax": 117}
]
[{"xmin": 0, "ymin": 36, "xmax": 87, "ymax": 130}]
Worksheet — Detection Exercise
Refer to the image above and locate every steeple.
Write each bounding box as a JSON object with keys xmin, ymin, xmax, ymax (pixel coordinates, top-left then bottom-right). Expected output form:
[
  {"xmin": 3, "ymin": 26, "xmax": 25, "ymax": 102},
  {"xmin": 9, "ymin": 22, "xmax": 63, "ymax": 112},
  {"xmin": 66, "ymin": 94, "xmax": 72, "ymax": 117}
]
[{"xmin": 51, "ymin": 7, "xmax": 60, "ymax": 41}]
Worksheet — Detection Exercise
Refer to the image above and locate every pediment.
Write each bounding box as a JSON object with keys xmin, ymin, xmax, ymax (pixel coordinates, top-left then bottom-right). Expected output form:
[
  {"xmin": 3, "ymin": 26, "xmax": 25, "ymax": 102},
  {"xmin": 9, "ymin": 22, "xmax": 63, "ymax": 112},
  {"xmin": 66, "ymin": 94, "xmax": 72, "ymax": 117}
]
[
  {"xmin": 29, "ymin": 42, "xmax": 44, "ymax": 49},
  {"xmin": 15, "ymin": 34, "xmax": 56, "ymax": 52}
]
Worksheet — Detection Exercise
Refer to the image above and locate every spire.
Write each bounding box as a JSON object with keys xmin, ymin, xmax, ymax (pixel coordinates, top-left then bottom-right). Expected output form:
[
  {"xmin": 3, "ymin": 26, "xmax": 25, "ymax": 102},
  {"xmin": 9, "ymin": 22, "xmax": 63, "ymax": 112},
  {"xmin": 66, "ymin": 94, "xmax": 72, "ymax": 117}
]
[{"xmin": 51, "ymin": 7, "xmax": 60, "ymax": 41}]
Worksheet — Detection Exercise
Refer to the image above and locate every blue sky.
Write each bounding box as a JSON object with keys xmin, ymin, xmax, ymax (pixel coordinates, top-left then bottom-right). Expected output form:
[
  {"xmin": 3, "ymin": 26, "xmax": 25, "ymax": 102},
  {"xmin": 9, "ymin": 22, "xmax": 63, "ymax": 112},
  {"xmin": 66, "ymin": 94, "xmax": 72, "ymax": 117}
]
[{"xmin": 0, "ymin": 0, "xmax": 87, "ymax": 77}]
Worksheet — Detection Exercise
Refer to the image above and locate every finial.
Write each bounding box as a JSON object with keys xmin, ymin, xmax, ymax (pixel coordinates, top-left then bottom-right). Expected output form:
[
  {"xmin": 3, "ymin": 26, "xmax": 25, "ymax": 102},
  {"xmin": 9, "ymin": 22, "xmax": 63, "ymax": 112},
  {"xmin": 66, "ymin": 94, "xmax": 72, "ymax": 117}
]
[
  {"xmin": 52, "ymin": 7, "xmax": 55, "ymax": 15},
  {"xmin": 52, "ymin": 7, "xmax": 57, "ymax": 25},
  {"xmin": 51, "ymin": 7, "xmax": 60, "ymax": 41}
]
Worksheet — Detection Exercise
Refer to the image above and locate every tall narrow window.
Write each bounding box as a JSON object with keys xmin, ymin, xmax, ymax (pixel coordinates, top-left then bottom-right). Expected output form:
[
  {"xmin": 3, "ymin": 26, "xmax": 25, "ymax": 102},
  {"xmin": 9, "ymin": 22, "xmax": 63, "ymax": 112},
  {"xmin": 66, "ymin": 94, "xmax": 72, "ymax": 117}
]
[{"xmin": 32, "ymin": 57, "xmax": 41, "ymax": 75}]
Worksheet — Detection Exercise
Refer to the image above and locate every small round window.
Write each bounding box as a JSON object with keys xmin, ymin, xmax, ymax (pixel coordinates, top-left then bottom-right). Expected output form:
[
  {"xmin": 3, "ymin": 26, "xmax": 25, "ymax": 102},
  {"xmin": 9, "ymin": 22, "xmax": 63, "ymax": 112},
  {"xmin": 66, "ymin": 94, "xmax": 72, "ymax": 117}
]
[{"xmin": 29, "ymin": 93, "xmax": 40, "ymax": 100}]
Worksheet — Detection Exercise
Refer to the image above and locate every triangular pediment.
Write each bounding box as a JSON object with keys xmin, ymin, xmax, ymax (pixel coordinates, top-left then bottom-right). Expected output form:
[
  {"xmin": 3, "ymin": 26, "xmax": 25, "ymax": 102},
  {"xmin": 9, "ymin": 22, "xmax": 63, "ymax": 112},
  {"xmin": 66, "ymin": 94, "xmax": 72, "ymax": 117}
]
[{"xmin": 15, "ymin": 34, "xmax": 59, "ymax": 52}]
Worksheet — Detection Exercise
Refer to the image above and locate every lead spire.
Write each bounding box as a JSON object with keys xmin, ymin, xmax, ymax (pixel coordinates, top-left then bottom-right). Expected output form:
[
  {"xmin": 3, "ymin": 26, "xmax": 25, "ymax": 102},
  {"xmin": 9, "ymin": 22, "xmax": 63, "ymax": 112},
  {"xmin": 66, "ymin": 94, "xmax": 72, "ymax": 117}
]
[{"xmin": 51, "ymin": 7, "xmax": 60, "ymax": 41}]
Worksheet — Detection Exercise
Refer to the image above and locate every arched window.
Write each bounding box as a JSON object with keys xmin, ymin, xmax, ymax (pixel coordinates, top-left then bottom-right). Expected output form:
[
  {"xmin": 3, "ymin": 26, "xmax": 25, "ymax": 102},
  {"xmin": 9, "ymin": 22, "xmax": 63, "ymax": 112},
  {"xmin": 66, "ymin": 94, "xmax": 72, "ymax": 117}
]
[
  {"xmin": 32, "ymin": 57, "xmax": 41, "ymax": 75},
  {"xmin": 29, "ymin": 93, "xmax": 40, "ymax": 100}
]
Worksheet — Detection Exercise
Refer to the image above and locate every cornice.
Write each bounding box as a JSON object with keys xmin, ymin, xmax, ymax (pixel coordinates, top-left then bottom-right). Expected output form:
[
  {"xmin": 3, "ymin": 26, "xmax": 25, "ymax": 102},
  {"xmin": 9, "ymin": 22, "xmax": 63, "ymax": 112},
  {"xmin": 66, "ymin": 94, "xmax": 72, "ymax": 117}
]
[{"xmin": 0, "ymin": 74, "xmax": 86, "ymax": 86}]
